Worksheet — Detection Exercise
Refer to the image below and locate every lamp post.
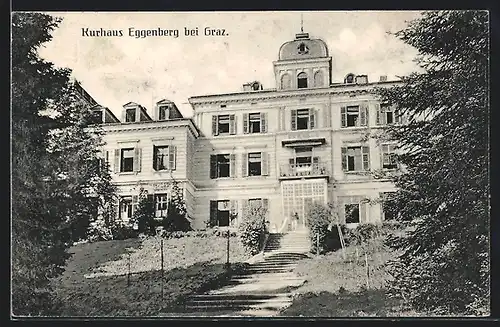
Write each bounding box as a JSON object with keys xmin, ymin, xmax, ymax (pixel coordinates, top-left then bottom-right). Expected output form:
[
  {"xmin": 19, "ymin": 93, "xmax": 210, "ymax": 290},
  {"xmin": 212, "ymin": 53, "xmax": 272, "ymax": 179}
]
[{"xmin": 226, "ymin": 229, "xmax": 230, "ymax": 270}]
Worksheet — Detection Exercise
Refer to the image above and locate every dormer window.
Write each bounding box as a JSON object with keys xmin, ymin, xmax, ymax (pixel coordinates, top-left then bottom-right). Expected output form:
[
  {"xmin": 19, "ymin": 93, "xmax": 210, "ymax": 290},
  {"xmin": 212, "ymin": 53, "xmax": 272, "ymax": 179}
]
[
  {"xmin": 297, "ymin": 72, "xmax": 308, "ymax": 89},
  {"xmin": 125, "ymin": 108, "xmax": 136, "ymax": 122},
  {"xmin": 158, "ymin": 106, "xmax": 169, "ymax": 121},
  {"xmin": 345, "ymin": 73, "xmax": 356, "ymax": 84}
]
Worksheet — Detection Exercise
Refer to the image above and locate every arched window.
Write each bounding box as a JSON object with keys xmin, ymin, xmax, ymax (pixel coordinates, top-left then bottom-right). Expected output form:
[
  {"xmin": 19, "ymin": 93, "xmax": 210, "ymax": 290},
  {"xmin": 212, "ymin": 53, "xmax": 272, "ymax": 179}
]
[
  {"xmin": 297, "ymin": 72, "xmax": 308, "ymax": 89},
  {"xmin": 281, "ymin": 74, "xmax": 291, "ymax": 90},
  {"xmin": 314, "ymin": 71, "xmax": 324, "ymax": 87},
  {"xmin": 344, "ymin": 73, "xmax": 356, "ymax": 84}
]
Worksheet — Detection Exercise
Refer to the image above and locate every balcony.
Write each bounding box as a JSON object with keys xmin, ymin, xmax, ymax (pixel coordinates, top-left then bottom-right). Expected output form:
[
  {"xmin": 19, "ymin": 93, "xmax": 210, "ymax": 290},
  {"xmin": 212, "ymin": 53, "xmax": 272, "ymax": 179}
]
[{"xmin": 279, "ymin": 162, "xmax": 329, "ymax": 181}]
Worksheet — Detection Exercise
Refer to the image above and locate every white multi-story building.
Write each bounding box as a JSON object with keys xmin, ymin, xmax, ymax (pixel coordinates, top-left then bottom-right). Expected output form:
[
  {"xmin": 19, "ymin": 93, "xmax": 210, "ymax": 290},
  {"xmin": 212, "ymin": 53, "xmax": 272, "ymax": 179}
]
[{"xmin": 93, "ymin": 30, "xmax": 403, "ymax": 232}]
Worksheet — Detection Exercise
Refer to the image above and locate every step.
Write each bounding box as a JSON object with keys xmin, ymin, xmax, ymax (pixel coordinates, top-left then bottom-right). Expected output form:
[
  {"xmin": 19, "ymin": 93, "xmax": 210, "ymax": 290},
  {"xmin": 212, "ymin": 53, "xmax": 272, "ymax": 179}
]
[
  {"xmin": 191, "ymin": 293, "xmax": 291, "ymax": 300},
  {"xmin": 184, "ymin": 303, "xmax": 290, "ymax": 312}
]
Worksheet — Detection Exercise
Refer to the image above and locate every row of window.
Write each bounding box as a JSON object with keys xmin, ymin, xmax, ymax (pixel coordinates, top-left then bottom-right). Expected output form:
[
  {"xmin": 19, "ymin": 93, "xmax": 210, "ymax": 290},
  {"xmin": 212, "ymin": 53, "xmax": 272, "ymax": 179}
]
[
  {"xmin": 119, "ymin": 194, "xmax": 170, "ymax": 221},
  {"xmin": 280, "ymin": 70, "xmax": 325, "ymax": 89},
  {"xmin": 124, "ymin": 105, "xmax": 171, "ymax": 123},
  {"xmin": 211, "ymin": 105, "xmax": 401, "ymax": 136},
  {"xmin": 110, "ymin": 145, "xmax": 177, "ymax": 173},
  {"xmin": 107, "ymin": 143, "xmax": 396, "ymax": 176},
  {"xmin": 208, "ymin": 144, "xmax": 397, "ymax": 179}
]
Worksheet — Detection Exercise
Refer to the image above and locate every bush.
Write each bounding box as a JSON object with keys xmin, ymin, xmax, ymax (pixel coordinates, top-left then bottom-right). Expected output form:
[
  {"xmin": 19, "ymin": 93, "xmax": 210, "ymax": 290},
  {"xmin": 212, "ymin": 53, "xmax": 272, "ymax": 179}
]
[
  {"xmin": 238, "ymin": 202, "xmax": 267, "ymax": 256},
  {"xmin": 162, "ymin": 212, "xmax": 192, "ymax": 233},
  {"xmin": 343, "ymin": 224, "xmax": 385, "ymax": 246},
  {"xmin": 131, "ymin": 190, "xmax": 156, "ymax": 236},
  {"xmin": 110, "ymin": 222, "xmax": 139, "ymax": 240},
  {"xmin": 306, "ymin": 203, "xmax": 348, "ymax": 254},
  {"xmin": 86, "ymin": 219, "xmax": 114, "ymax": 242}
]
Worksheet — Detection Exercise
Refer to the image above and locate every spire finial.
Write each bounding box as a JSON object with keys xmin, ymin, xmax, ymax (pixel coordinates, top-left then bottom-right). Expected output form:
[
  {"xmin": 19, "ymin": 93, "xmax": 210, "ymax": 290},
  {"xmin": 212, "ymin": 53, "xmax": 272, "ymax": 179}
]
[{"xmin": 300, "ymin": 13, "xmax": 304, "ymax": 33}]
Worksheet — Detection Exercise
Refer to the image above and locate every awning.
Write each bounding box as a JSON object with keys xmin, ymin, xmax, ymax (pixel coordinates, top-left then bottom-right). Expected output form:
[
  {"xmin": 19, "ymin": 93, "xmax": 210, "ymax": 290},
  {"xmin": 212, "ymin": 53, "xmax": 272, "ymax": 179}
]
[{"xmin": 281, "ymin": 137, "xmax": 326, "ymax": 147}]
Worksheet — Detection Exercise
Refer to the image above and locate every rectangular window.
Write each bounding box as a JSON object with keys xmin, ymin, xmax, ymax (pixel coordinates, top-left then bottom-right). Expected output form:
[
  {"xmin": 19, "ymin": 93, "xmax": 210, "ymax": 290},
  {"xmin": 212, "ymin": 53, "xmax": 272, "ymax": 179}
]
[
  {"xmin": 155, "ymin": 194, "xmax": 169, "ymax": 218},
  {"xmin": 249, "ymin": 113, "xmax": 261, "ymax": 133},
  {"xmin": 120, "ymin": 148, "xmax": 134, "ymax": 172},
  {"xmin": 346, "ymin": 106, "xmax": 359, "ymax": 127},
  {"xmin": 158, "ymin": 106, "xmax": 168, "ymax": 121},
  {"xmin": 296, "ymin": 109, "xmax": 310, "ymax": 130},
  {"xmin": 125, "ymin": 108, "xmax": 136, "ymax": 122},
  {"xmin": 294, "ymin": 147, "xmax": 313, "ymax": 165},
  {"xmin": 217, "ymin": 115, "xmax": 230, "ymax": 134},
  {"xmin": 381, "ymin": 144, "xmax": 397, "ymax": 169},
  {"xmin": 210, "ymin": 154, "xmax": 231, "ymax": 178},
  {"xmin": 210, "ymin": 200, "xmax": 230, "ymax": 227},
  {"xmin": 153, "ymin": 145, "xmax": 169, "ymax": 171},
  {"xmin": 248, "ymin": 152, "xmax": 262, "ymax": 176},
  {"xmin": 120, "ymin": 196, "xmax": 133, "ymax": 220},
  {"xmin": 381, "ymin": 192, "xmax": 397, "ymax": 221},
  {"xmin": 378, "ymin": 104, "xmax": 401, "ymax": 125},
  {"xmin": 345, "ymin": 203, "xmax": 360, "ymax": 224},
  {"xmin": 342, "ymin": 146, "xmax": 370, "ymax": 172}
]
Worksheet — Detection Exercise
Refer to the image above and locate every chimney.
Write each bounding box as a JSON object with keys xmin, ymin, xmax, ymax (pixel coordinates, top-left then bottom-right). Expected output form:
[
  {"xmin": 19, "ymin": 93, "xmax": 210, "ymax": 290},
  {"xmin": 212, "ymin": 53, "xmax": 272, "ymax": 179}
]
[
  {"xmin": 355, "ymin": 75, "xmax": 368, "ymax": 84},
  {"xmin": 379, "ymin": 75, "xmax": 388, "ymax": 82}
]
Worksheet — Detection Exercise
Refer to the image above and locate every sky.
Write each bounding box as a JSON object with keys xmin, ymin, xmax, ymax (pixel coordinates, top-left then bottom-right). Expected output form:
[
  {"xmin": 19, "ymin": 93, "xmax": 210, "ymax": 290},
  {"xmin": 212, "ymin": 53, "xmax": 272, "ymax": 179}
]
[{"xmin": 39, "ymin": 11, "xmax": 423, "ymax": 118}]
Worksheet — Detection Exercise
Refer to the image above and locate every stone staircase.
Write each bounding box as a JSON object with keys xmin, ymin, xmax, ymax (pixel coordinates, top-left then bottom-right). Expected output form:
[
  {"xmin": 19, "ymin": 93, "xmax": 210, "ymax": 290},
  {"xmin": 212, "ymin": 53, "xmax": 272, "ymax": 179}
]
[{"xmin": 165, "ymin": 229, "xmax": 312, "ymax": 317}]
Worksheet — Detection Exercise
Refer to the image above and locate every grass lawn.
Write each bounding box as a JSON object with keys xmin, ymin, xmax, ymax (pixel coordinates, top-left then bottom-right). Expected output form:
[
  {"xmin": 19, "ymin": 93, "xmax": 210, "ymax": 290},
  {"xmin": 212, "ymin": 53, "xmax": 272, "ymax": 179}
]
[
  {"xmin": 280, "ymin": 227, "xmax": 433, "ymax": 317},
  {"xmin": 51, "ymin": 234, "xmax": 250, "ymax": 316}
]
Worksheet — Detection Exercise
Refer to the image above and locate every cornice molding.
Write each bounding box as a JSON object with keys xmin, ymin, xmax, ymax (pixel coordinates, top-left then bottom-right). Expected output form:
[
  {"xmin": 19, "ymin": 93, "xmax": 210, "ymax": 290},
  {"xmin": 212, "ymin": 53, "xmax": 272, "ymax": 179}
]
[{"xmin": 189, "ymin": 81, "xmax": 399, "ymax": 106}]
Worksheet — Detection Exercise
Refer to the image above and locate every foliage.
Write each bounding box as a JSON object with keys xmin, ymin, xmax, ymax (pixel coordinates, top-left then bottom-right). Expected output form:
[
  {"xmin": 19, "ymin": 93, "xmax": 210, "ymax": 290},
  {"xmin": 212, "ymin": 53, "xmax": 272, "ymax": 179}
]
[
  {"xmin": 306, "ymin": 203, "xmax": 349, "ymax": 254},
  {"xmin": 376, "ymin": 11, "xmax": 489, "ymax": 315},
  {"xmin": 162, "ymin": 181, "xmax": 191, "ymax": 232},
  {"xmin": 343, "ymin": 224, "xmax": 386, "ymax": 246},
  {"xmin": 11, "ymin": 12, "xmax": 118, "ymax": 315},
  {"xmin": 86, "ymin": 219, "xmax": 114, "ymax": 242},
  {"xmin": 110, "ymin": 221, "xmax": 139, "ymax": 241},
  {"xmin": 238, "ymin": 202, "xmax": 268, "ymax": 256},
  {"xmin": 131, "ymin": 188, "xmax": 156, "ymax": 236}
]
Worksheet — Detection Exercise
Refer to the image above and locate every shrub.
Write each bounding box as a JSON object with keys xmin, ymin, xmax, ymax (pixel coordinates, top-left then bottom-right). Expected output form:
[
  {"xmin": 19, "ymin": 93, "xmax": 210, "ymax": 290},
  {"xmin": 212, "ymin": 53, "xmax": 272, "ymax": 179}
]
[
  {"xmin": 161, "ymin": 181, "xmax": 192, "ymax": 232},
  {"xmin": 131, "ymin": 189, "xmax": 156, "ymax": 236},
  {"xmin": 110, "ymin": 222, "xmax": 139, "ymax": 240},
  {"xmin": 343, "ymin": 224, "xmax": 385, "ymax": 246},
  {"xmin": 86, "ymin": 218, "xmax": 114, "ymax": 242},
  {"xmin": 238, "ymin": 202, "xmax": 267, "ymax": 256},
  {"xmin": 306, "ymin": 203, "xmax": 348, "ymax": 254}
]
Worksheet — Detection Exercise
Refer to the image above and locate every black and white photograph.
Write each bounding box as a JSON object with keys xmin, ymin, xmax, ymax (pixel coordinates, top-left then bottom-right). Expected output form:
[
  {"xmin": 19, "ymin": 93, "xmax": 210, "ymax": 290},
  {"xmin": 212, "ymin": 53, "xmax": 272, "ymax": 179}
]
[{"xmin": 11, "ymin": 10, "xmax": 490, "ymax": 318}]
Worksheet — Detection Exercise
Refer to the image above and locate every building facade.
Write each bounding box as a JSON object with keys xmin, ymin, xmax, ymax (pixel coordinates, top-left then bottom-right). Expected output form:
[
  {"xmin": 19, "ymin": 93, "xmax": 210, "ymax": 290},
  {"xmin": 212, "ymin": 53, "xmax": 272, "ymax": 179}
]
[{"xmin": 95, "ymin": 31, "xmax": 403, "ymax": 232}]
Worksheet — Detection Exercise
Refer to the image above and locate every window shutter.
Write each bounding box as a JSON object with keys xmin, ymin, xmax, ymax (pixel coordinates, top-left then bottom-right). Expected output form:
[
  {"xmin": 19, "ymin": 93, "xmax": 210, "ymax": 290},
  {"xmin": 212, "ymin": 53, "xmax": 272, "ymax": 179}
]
[
  {"xmin": 153, "ymin": 147, "xmax": 158, "ymax": 171},
  {"xmin": 362, "ymin": 146, "xmax": 370, "ymax": 170},
  {"xmin": 394, "ymin": 108, "xmax": 402, "ymax": 124},
  {"xmin": 291, "ymin": 109, "xmax": 297, "ymax": 131},
  {"xmin": 309, "ymin": 109, "xmax": 316, "ymax": 129},
  {"xmin": 209, "ymin": 201, "xmax": 218, "ymax": 227},
  {"xmin": 229, "ymin": 153, "xmax": 236, "ymax": 177},
  {"xmin": 230, "ymin": 200, "xmax": 238, "ymax": 220},
  {"xmin": 360, "ymin": 202, "xmax": 367, "ymax": 223},
  {"xmin": 210, "ymin": 155, "xmax": 217, "ymax": 179},
  {"xmin": 133, "ymin": 147, "xmax": 141, "ymax": 172},
  {"xmin": 121, "ymin": 109, "xmax": 126, "ymax": 123},
  {"xmin": 280, "ymin": 107, "xmax": 286, "ymax": 131},
  {"xmin": 375, "ymin": 104, "xmax": 381, "ymax": 125},
  {"xmin": 341, "ymin": 106, "xmax": 346, "ymax": 127},
  {"xmin": 262, "ymin": 152, "xmax": 269, "ymax": 176},
  {"xmin": 169, "ymin": 145, "xmax": 176, "ymax": 170},
  {"xmin": 360, "ymin": 104, "xmax": 368, "ymax": 126},
  {"xmin": 243, "ymin": 113, "xmax": 249, "ymax": 134},
  {"xmin": 341, "ymin": 147, "xmax": 347, "ymax": 171},
  {"xmin": 263, "ymin": 198, "xmax": 269, "ymax": 215},
  {"xmin": 229, "ymin": 114, "xmax": 236, "ymax": 135},
  {"xmin": 261, "ymin": 112, "xmax": 268, "ymax": 133},
  {"xmin": 241, "ymin": 153, "xmax": 248, "ymax": 177},
  {"xmin": 242, "ymin": 199, "xmax": 249, "ymax": 217},
  {"xmin": 114, "ymin": 149, "xmax": 120, "ymax": 173},
  {"xmin": 212, "ymin": 115, "xmax": 218, "ymax": 136}
]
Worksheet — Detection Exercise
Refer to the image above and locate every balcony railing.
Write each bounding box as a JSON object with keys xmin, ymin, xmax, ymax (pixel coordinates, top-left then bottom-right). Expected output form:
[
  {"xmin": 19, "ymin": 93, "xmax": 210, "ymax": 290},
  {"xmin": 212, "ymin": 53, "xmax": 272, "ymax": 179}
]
[{"xmin": 279, "ymin": 163, "xmax": 328, "ymax": 179}]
